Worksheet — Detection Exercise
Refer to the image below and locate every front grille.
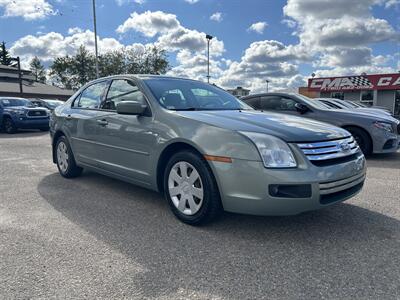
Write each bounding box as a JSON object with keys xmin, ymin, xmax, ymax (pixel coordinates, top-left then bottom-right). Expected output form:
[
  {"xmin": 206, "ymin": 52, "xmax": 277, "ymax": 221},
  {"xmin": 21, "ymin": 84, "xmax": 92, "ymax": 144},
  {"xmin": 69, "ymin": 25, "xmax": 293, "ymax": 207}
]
[
  {"xmin": 320, "ymin": 182, "xmax": 364, "ymax": 205},
  {"xmin": 27, "ymin": 110, "xmax": 47, "ymax": 117},
  {"xmin": 319, "ymin": 172, "xmax": 366, "ymax": 205},
  {"xmin": 297, "ymin": 136, "xmax": 360, "ymax": 162}
]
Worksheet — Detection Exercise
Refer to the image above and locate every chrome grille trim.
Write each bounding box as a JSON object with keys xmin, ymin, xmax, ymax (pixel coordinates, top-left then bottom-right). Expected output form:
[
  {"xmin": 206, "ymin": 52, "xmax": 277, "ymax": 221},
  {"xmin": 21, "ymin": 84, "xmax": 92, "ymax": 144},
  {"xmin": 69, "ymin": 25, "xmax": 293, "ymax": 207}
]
[
  {"xmin": 27, "ymin": 110, "xmax": 48, "ymax": 118},
  {"xmin": 319, "ymin": 173, "xmax": 366, "ymax": 195},
  {"xmin": 297, "ymin": 136, "xmax": 360, "ymax": 161}
]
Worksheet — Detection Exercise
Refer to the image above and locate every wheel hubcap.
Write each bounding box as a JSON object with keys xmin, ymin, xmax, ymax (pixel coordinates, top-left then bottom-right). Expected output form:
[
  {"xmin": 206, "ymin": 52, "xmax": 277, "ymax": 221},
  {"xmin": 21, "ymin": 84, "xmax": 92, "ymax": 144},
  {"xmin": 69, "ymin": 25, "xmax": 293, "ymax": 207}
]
[
  {"xmin": 168, "ymin": 161, "xmax": 204, "ymax": 216},
  {"xmin": 5, "ymin": 120, "xmax": 12, "ymax": 131},
  {"xmin": 57, "ymin": 141, "xmax": 69, "ymax": 173}
]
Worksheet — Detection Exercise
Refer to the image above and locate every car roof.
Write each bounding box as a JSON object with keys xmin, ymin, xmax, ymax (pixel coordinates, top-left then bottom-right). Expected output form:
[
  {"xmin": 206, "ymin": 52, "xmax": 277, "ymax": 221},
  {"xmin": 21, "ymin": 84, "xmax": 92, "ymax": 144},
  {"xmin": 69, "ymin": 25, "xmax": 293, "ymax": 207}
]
[
  {"xmin": 241, "ymin": 92, "xmax": 299, "ymax": 100},
  {"xmin": 91, "ymin": 74, "xmax": 203, "ymax": 83}
]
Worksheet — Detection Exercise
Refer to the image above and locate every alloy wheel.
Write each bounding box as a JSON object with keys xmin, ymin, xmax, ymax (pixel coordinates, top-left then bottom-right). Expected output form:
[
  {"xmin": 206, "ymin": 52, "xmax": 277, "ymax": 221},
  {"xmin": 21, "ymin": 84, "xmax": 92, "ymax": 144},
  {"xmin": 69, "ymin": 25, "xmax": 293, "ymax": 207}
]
[
  {"xmin": 57, "ymin": 141, "xmax": 69, "ymax": 173},
  {"xmin": 168, "ymin": 161, "xmax": 204, "ymax": 216}
]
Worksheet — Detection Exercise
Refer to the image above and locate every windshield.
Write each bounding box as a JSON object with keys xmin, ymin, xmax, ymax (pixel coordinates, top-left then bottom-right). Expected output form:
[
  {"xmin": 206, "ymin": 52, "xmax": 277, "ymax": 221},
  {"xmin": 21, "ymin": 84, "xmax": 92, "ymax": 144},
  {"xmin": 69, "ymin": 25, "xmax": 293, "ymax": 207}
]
[
  {"xmin": 144, "ymin": 78, "xmax": 253, "ymax": 111},
  {"xmin": 0, "ymin": 98, "xmax": 34, "ymax": 107},
  {"xmin": 44, "ymin": 100, "xmax": 63, "ymax": 108}
]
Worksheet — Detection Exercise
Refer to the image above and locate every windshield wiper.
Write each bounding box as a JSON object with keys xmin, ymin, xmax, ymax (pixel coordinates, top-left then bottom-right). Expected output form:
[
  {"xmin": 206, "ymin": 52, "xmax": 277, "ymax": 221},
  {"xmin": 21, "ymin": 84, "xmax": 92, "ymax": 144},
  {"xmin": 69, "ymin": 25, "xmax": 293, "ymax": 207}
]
[{"xmin": 172, "ymin": 107, "xmax": 200, "ymax": 111}]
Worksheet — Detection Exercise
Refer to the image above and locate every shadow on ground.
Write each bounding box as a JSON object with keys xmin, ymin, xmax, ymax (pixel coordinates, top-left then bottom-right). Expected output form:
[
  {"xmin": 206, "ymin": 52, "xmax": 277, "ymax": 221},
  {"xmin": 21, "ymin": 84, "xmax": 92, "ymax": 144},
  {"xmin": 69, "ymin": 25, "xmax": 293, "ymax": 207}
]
[
  {"xmin": 38, "ymin": 171, "xmax": 400, "ymax": 298},
  {"xmin": 366, "ymin": 151, "xmax": 400, "ymax": 169}
]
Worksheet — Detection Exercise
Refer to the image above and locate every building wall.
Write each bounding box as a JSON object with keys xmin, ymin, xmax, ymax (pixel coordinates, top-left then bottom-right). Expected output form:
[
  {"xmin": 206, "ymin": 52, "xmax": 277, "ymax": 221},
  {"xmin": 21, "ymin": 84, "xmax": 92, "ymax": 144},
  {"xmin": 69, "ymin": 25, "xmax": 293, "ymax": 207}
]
[
  {"xmin": 343, "ymin": 92, "xmax": 361, "ymax": 102},
  {"xmin": 320, "ymin": 92, "xmax": 330, "ymax": 98},
  {"xmin": 0, "ymin": 92, "xmax": 70, "ymax": 101},
  {"xmin": 376, "ymin": 90, "xmax": 395, "ymax": 113}
]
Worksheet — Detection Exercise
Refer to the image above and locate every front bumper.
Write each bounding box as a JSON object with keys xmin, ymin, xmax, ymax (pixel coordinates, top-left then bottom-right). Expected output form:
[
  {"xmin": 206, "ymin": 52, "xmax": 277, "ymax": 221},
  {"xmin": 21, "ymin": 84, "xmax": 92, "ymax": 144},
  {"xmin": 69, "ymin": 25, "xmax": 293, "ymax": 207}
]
[
  {"xmin": 371, "ymin": 125, "xmax": 400, "ymax": 153},
  {"xmin": 14, "ymin": 117, "xmax": 49, "ymax": 129},
  {"xmin": 209, "ymin": 152, "xmax": 366, "ymax": 216}
]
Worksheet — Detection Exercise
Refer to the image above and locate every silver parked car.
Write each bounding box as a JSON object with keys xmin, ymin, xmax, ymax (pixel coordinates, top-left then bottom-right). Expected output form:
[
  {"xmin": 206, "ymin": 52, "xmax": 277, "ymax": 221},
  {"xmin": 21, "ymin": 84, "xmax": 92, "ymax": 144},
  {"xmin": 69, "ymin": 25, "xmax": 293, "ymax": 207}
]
[
  {"xmin": 317, "ymin": 98, "xmax": 392, "ymax": 117},
  {"xmin": 50, "ymin": 75, "xmax": 366, "ymax": 225},
  {"xmin": 242, "ymin": 93, "xmax": 400, "ymax": 155}
]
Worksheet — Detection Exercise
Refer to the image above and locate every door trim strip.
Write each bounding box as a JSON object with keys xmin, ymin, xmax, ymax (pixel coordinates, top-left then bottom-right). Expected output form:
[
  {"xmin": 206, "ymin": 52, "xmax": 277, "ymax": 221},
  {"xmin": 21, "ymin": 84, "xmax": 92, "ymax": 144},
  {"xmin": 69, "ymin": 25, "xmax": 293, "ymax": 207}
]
[{"xmin": 72, "ymin": 137, "xmax": 150, "ymax": 156}]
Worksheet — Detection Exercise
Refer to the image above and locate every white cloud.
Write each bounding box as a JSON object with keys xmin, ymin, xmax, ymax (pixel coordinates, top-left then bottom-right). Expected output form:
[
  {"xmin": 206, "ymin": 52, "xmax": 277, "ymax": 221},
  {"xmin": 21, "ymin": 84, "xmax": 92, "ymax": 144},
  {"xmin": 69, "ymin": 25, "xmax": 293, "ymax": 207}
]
[
  {"xmin": 184, "ymin": 0, "xmax": 199, "ymax": 3},
  {"xmin": 10, "ymin": 29, "xmax": 125, "ymax": 68},
  {"xmin": 210, "ymin": 12, "xmax": 223, "ymax": 22},
  {"xmin": 385, "ymin": 0, "xmax": 400, "ymax": 7},
  {"xmin": 117, "ymin": 10, "xmax": 225, "ymax": 56},
  {"xmin": 284, "ymin": 0, "xmax": 399, "ymax": 50},
  {"xmin": 167, "ymin": 49, "xmax": 224, "ymax": 81},
  {"xmin": 248, "ymin": 22, "xmax": 268, "ymax": 34},
  {"xmin": 115, "ymin": 0, "xmax": 146, "ymax": 6},
  {"xmin": 0, "ymin": 0, "xmax": 56, "ymax": 20},
  {"xmin": 116, "ymin": 11, "xmax": 180, "ymax": 36}
]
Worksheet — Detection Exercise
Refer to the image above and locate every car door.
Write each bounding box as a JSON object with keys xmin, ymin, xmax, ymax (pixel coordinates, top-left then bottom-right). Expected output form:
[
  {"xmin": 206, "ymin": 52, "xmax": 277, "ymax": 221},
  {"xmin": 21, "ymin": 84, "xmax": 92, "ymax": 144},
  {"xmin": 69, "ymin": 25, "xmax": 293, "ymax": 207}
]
[
  {"xmin": 92, "ymin": 78, "xmax": 156, "ymax": 185},
  {"xmin": 67, "ymin": 80, "xmax": 110, "ymax": 167}
]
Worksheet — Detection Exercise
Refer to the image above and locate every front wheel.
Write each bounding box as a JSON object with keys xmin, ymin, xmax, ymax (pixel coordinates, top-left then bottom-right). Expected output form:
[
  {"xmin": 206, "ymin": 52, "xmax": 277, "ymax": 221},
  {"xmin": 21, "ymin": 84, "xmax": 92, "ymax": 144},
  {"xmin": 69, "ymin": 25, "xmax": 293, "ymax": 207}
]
[
  {"xmin": 164, "ymin": 150, "xmax": 222, "ymax": 225},
  {"xmin": 346, "ymin": 127, "xmax": 372, "ymax": 155},
  {"xmin": 3, "ymin": 118, "xmax": 17, "ymax": 134},
  {"xmin": 55, "ymin": 136, "xmax": 83, "ymax": 178}
]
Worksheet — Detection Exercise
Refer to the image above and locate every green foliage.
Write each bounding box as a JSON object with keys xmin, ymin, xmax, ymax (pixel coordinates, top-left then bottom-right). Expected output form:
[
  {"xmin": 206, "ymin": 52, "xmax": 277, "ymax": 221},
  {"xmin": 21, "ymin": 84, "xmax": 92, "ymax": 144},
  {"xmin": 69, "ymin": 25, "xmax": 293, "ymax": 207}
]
[
  {"xmin": 29, "ymin": 56, "xmax": 47, "ymax": 83},
  {"xmin": 0, "ymin": 41, "xmax": 12, "ymax": 66},
  {"xmin": 50, "ymin": 45, "xmax": 170, "ymax": 89}
]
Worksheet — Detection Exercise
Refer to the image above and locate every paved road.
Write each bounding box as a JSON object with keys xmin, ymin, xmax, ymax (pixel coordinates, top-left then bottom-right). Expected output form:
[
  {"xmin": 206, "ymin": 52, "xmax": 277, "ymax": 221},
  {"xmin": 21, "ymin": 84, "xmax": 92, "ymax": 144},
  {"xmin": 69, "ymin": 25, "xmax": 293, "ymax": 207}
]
[{"xmin": 0, "ymin": 132, "xmax": 399, "ymax": 299}]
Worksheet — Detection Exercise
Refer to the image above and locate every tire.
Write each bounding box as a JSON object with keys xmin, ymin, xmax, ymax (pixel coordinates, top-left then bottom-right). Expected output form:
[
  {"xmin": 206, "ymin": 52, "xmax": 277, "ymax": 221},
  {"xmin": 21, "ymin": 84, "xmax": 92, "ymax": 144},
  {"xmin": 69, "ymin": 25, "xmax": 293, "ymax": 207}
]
[
  {"xmin": 163, "ymin": 150, "xmax": 222, "ymax": 225},
  {"xmin": 346, "ymin": 127, "xmax": 372, "ymax": 155},
  {"xmin": 55, "ymin": 136, "xmax": 83, "ymax": 178},
  {"xmin": 3, "ymin": 117, "xmax": 17, "ymax": 134}
]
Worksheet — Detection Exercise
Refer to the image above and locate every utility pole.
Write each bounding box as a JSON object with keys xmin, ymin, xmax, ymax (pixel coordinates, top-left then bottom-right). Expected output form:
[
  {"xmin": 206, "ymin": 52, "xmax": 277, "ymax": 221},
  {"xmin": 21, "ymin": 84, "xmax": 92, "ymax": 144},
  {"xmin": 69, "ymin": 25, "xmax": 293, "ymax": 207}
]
[
  {"xmin": 206, "ymin": 34, "xmax": 213, "ymax": 83},
  {"xmin": 92, "ymin": 0, "xmax": 99, "ymax": 78},
  {"xmin": 10, "ymin": 57, "xmax": 23, "ymax": 94},
  {"xmin": 266, "ymin": 79, "xmax": 270, "ymax": 93}
]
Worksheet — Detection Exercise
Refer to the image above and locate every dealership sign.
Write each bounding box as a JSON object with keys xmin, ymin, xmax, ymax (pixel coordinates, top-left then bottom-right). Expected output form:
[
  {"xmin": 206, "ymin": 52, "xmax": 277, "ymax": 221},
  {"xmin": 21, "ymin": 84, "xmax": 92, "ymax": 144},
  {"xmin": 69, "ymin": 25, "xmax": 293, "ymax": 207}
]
[{"xmin": 308, "ymin": 73, "xmax": 400, "ymax": 92}]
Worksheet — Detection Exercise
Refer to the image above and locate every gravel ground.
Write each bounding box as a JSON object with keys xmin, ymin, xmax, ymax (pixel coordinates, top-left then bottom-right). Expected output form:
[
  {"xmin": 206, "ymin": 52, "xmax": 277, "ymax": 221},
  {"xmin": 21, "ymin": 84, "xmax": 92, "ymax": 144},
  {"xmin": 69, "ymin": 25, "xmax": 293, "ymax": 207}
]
[{"xmin": 0, "ymin": 131, "xmax": 399, "ymax": 299}]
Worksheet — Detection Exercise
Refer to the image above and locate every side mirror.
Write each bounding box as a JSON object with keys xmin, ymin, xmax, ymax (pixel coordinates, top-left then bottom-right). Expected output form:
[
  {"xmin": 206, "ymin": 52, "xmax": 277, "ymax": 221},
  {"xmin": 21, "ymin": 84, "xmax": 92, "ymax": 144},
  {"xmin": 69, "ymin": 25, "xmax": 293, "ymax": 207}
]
[
  {"xmin": 295, "ymin": 103, "xmax": 309, "ymax": 114},
  {"xmin": 116, "ymin": 101, "xmax": 147, "ymax": 115}
]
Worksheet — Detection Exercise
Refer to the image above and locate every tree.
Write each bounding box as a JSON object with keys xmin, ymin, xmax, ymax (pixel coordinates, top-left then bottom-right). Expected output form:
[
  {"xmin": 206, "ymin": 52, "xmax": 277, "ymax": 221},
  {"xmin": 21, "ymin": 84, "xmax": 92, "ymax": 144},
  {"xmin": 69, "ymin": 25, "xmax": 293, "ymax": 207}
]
[
  {"xmin": 0, "ymin": 41, "xmax": 12, "ymax": 66},
  {"xmin": 125, "ymin": 46, "xmax": 169, "ymax": 75},
  {"xmin": 49, "ymin": 45, "xmax": 170, "ymax": 89},
  {"xmin": 50, "ymin": 46, "xmax": 96, "ymax": 89},
  {"xmin": 29, "ymin": 56, "xmax": 46, "ymax": 83}
]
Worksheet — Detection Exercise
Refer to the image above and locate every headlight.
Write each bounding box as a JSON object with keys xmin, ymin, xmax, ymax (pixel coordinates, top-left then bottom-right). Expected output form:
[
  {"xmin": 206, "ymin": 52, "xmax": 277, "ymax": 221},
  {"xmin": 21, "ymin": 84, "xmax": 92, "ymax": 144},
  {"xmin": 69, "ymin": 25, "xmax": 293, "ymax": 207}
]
[
  {"xmin": 240, "ymin": 131, "xmax": 297, "ymax": 168},
  {"xmin": 373, "ymin": 121, "xmax": 393, "ymax": 133}
]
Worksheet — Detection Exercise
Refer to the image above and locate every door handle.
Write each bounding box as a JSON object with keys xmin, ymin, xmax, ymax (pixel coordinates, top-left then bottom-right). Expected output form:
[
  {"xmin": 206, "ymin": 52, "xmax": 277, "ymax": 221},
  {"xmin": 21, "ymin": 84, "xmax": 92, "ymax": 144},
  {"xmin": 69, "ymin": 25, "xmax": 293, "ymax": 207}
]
[
  {"xmin": 97, "ymin": 119, "xmax": 108, "ymax": 126},
  {"xmin": 66, "ymin": 114, "xmax": 72, "ymax": 120}
]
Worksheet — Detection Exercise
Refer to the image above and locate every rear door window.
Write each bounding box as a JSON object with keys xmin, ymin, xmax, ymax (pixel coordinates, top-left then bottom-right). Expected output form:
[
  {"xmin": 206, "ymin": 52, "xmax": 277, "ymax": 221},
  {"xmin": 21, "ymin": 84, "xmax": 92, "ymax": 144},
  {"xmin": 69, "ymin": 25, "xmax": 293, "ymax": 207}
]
[
  {"xmin": 244, "ymin": 97, "xmax": 261, "ymax": 109},
  {"xmin": 260, "ymin": 96, "xmax": 297, "ymax": 111}
]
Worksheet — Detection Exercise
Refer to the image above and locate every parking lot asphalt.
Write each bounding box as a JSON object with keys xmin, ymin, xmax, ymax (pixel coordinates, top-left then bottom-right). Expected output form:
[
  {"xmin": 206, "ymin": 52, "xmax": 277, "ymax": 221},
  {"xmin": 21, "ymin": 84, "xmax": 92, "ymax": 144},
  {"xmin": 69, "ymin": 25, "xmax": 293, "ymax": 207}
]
[{"xmin": 0, "ymin": 131, "xmax": 399, "ymax": 299}]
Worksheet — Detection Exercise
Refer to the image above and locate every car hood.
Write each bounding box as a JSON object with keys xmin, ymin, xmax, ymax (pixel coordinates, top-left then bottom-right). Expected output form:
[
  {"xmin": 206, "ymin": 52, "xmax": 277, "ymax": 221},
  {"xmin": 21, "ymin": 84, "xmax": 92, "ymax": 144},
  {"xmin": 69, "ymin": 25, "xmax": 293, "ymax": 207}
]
[
  {"xmin": 177, "ymin": 110, "xmax": 349, "ymax": 142},
  {"xmin": 6, "ymin": 106, "xmax": 47, "ymax": 111},
  {"xmin": 326, "ymin": 108, "xmax": 398, "ymax": 122}
]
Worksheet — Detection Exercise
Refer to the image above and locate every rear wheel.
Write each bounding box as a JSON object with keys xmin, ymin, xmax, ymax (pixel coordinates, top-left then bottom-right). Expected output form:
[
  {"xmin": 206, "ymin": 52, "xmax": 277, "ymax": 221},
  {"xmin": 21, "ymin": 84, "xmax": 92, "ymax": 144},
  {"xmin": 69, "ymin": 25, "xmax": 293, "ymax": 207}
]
[
  {"xmin": 164, "ymin": 150, "xmax": 222, "ymax": 225},
  {"xmin": 55, "ymin": 136, "xmax": 83, "ymax": 178},
  {"xmin": 346, "ymin": 127, "xmax": 372, "ymax": 155},
  {"xmin": 3, "ymin": 117, "xmax": 17, "ymax": 134}
]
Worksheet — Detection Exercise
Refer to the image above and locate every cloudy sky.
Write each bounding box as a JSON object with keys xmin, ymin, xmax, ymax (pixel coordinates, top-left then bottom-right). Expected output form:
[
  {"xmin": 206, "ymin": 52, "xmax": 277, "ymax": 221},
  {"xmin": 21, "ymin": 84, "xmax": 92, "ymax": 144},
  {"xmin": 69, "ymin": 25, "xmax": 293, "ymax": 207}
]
[{"xmin": 0, "ymin": 0, "xmax": 399, "ymax": 92}]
